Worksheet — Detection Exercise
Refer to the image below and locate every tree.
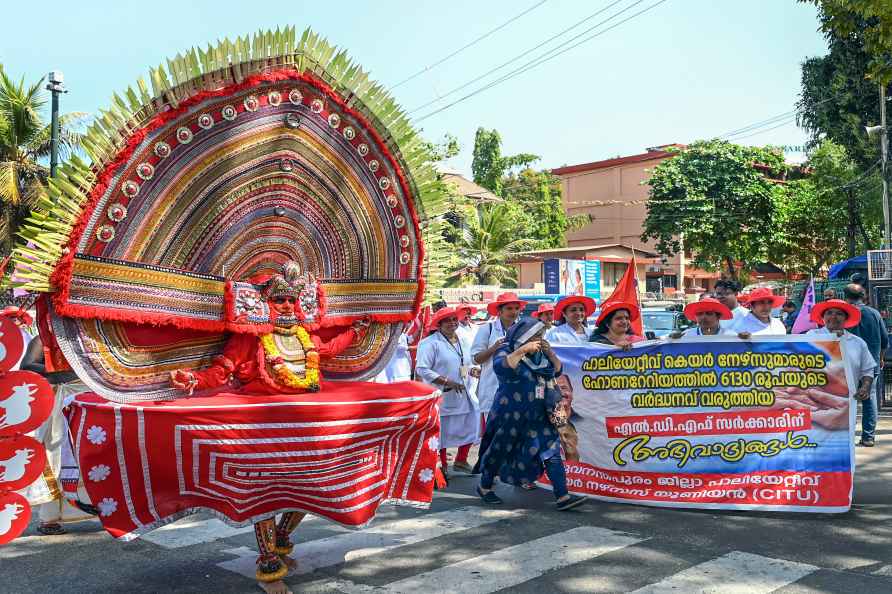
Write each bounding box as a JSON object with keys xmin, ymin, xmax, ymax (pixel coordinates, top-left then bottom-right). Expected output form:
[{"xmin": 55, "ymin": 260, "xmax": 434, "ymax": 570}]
[
  {"xmin": 470, "ymin": 127, "xmax": 537, "ymax": 196},
  {"xmin": 641, "ymin": 140, "xmax": 788, "ymax": 279},
  {"xmin": 0, "ymin": 66, "xmax": 86, "ymax": 254},
  {"xmin": 446, "ymin": 202, "xmax": 539, "ymax": 287},
  {"xmin": 502, "ymin": 168, "xmax": 588, "ymax": 249},
  {"xmin": 796, "ymin": 31, "xmax": 880, "ymax": 168},
  {"xmin": 773, "ymin": 140, "xmax": 881, "ymax": 276},
  {"xmin": 801, "ymin": 1, "xmax": 892, "ymax": 84}
]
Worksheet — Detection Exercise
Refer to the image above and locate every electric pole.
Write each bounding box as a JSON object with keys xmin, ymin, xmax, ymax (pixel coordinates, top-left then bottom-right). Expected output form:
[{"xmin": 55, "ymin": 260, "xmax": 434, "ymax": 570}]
[
  {"xmin": 46, "ymin": 71, "xmax": 65, "ymax": 179},
  {"xmin": 881, "ymin": 83, "xmax": 890, "ymax": 248}
]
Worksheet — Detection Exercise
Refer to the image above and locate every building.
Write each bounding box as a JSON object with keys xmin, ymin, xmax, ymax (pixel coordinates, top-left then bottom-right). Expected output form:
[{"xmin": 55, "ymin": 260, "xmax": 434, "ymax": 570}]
[{"xmin": 550, "ymin": 145, "xmax": 720, "ymax": 296}]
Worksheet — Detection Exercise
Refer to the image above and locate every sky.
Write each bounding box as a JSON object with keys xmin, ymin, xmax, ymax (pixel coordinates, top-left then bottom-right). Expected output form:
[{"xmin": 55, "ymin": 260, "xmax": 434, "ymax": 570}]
[{"xmin": 2, "ymin": 0, "xmax": 828, "ymax": 174}]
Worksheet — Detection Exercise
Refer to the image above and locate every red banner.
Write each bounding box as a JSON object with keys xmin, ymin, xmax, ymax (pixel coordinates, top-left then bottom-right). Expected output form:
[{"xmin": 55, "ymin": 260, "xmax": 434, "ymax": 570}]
[{"xmin": 65, "ymin": 382, "xmax": 440, "ymax": 540}]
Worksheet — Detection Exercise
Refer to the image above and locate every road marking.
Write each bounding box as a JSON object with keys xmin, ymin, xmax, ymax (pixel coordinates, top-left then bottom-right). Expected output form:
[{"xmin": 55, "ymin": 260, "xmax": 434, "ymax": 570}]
[
  {"xmin": 217, "ymin": 506, "xmax": 523, "ymax": 578},
  {"xmin": 330, "ymin": 526, "xmax": 643, "ymax": 594},
  {"xmin": 143, "ymin": 517, "xmax": 257, "ymax": 549},
  {"xmin": 628, "ymin": 550, "xmax": 818, "ymax": 594}
]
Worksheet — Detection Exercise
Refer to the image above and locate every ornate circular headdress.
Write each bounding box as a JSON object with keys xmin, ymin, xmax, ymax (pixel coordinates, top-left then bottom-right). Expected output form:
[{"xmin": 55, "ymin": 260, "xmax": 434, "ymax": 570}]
[{"xmin": 11, "ymin": 27, "xmax": 448, "ymax": 402}]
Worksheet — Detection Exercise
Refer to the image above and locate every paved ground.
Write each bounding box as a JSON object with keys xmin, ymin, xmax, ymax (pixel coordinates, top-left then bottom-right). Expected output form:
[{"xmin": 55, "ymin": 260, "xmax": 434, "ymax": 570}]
[{"xmin": 2, "ymin": 418, "xmax": 890, "ymax": 594}]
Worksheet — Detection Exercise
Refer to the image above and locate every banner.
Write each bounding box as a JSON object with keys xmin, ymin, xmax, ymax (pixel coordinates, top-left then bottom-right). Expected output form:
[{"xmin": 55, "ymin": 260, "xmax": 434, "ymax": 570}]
[{"xmin": 552, "ymin": 336, "xmax": 855, "ymax": 513}]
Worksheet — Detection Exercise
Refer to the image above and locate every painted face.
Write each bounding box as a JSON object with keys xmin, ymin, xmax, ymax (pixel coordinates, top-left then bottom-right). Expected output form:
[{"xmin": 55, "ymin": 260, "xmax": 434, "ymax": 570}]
[
  {"xmin": 609, "ymin": 309, "xmax": 631, "ymax": 334},
  {"xmin": 565, "ymin": 303, "xmax": 587, "ymax": 325},
  {"xmin": 714, "ymin": 287, "xmax": 738, "ymax": 309},
  {"xmin": 822, "ymin": 308, "xmax": 848, "ymax": 331},
  {"xmin": 271, "ymin": 295, "xmax": 296, "ymax": 316},
  {"xmin": 499, "ymin": 303, "xmax": 522, "ymax": 324},
  {"xmin": 695, "ymin": 310, "xmax": 720, "ymax": 329},
  {"xmin": 750, "ymin": 299, "xmax": 774, "ymax": 318}
]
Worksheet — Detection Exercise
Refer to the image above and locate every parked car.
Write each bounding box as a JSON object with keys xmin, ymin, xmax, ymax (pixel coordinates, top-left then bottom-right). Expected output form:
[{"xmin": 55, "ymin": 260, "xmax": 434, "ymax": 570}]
[{"xmin": 641, "ymin": 308, "xmax": 689, "ymax": 338}]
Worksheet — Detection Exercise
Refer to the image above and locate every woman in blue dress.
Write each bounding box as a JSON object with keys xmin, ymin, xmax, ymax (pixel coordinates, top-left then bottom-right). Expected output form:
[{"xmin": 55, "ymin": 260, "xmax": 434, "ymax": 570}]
[{"xmin": 475, "ymin": 317, "xmax": 587, "ymax": 511}]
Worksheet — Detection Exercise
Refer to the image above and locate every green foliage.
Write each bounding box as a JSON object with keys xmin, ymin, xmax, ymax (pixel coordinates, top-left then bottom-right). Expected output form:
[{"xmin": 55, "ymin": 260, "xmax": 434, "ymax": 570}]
[
  {"xmin": 446, "ymin": 202, "xmax": 539, "ymax": 287},
  {"xmin": 0, "ymin": 65, "xmax": 87, "ymax": 255},
  {"xmin": 774, "ymin": 140, "xmax": 881, "ymax": 276},
  {"xmin": 470, "ymin": 127, "xmax": 538, "ymax": 196},
  {"xmin": 502, "ymin": 169, "xmax": 574, "ymax": 249},
  {"xmin": 796, "ymin": 31, "xmax": 880, "ymax": 168},
  {"xmin": 801, "ymin": 1, "xmax": 892, "ymax": 84},
  {"xmin": 641, "ymin": 140, "xmax": 788, "ymax": 279},
  {"xmin": 422, "ymin": 133, "xmax": 461, "ymax": 162}
]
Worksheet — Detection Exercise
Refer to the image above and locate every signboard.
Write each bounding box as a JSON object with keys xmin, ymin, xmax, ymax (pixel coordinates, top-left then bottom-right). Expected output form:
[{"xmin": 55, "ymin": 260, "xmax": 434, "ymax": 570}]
[
  {"xmin": 544, "ymin": 259, "xmax": 601, "ymax": 301},
  {"xmin": 550, "ymin": 336, "xmax": 854, "ymax": 512}
]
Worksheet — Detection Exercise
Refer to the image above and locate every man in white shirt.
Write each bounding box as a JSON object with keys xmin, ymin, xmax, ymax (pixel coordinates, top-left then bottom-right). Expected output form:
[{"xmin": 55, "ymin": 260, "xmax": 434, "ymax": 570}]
[
  {"xmin": 714, "ymin": 280, "xmax": 750, "ymax": 329},
  {"xmin": 471, "ymin": 292, "xmax": 526, "ymax": 418},
  {"xmin": 732, "ymin": 288, "xmax": 787, "ymax": 335}
]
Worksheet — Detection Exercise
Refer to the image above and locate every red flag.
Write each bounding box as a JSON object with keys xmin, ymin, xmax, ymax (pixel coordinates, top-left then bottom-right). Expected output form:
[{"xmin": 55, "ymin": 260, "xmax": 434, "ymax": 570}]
[{"xmin": 601, "ymin": 256, "xmax": 643, "ymax": 335}]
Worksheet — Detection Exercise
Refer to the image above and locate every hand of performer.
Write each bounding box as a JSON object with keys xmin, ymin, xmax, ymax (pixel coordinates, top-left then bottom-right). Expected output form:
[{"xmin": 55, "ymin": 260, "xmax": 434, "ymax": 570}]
[
  {"xmin": 469, "ymin": 367, "xmax": 481, "ymax": 378},
  {"xmin": 170, "ymin": 370, "xmax": 198, "ymax": 395}
]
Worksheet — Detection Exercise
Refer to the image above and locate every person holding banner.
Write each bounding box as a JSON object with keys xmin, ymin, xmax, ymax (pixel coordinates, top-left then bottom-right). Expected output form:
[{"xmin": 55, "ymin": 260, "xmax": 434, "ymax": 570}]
[
  {"xmin": 804, "ymin": 299, "xmax": 877, "ymax": 434},
  {"xmin": 416, "ymin": 308, "xmax": 481, "ymax": 477},
  {"xmin": 731, "ymin": 288, "xmax": 787, "ymax": 335},
  {"xmin": 668, "ymin": 298, "xmax": 749, "ymax": 338},
  {"xmin": 547, "ymin": 296, "xmax": 596, "ymax": 344},
  {"xmin": 588, "ymin": 302, "xmax": 644, "ymax": 348},
  {"xmin": 475, "ymin": 317, "xmax": 586, "ymax": 511}
]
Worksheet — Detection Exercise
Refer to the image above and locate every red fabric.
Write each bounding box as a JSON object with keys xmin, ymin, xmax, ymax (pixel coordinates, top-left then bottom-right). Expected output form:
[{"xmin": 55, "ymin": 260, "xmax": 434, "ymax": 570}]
[
  {"xmin": 64, "ymin": 382, "xmax": 440, "ymax": 540},
  {"xmin": 455, "ymin": 444, "xmax": 471, "ymax": 463},
  {"xmin": 439, "ymin": 449, "xmax": 449, "ymax": 469},
  {"xmin": 600, "ymin": 256, "xmax": 643, "ymax": 336}
]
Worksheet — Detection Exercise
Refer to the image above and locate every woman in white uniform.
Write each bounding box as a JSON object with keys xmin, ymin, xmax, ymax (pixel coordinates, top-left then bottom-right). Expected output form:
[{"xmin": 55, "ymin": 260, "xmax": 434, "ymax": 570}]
[
  {"xmin": 416, "ymin": 307, "xmax": 481, "ymax": 476},
  {"xmin": 546, "ymin": 296, "xmax": 597, "ymax": 344}
]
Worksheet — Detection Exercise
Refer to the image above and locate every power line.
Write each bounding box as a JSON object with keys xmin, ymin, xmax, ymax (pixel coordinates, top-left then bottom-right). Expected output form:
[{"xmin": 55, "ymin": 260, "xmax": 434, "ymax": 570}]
[
  {"xmin": 390, "ymin": 0, "xmax": 549, "ymax": 91},
  {"xmin": 724, "ymin": 117, "xmax": 798, "ymax": 141},
  {"xmin": 408, "ymin": 0, "xmax": 628, "ymax": 114},
  {"xmin": 414, "ymin": 0, "xmax": 670, "ymax": 122}
]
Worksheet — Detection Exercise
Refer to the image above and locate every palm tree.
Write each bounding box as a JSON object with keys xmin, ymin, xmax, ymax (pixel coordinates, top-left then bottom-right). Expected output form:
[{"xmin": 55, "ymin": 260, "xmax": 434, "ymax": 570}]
[
  {"xmin": 447, "ymin": 203, "xmax": 540, "ymax": 287},
  {"xmin": 0, "ymin": 65, "xmax": 86, "ymax": 254}
]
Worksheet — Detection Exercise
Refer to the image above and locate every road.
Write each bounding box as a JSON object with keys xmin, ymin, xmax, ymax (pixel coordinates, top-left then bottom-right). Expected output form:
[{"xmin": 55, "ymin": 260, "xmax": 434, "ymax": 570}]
[{"xmin": 1, "ymin": 418, "xmax": 890, "ymax": 594}]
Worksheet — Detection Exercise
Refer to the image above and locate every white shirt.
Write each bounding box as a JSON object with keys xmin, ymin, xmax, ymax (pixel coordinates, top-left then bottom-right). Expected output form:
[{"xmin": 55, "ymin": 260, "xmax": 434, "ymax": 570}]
[
  {"xmin": 470, "ymin": 318, "xmax": 510, "ymax": 414},
  {"xmin": 681, "ymin": 326, "xmax": 738, "ymax": 337},
  {"xmin": 416, "ymin": 332, "xmax": 479, "ymax": 416},
  {"xmin": 546, "ymin": 322, "xmax": 592, "ymax": 345},
  {"xmin": 374, "ymin": 333, "xmax": 412, "ymax": 382},
  {"xmin": 805, "ymin": 327, "xmax": 876, "ymax": 397},
  {"xmin": 455, "ymin": 322, "xmax": 479, "ymax": 352},
  {"xmin": 731, "ymin": 312, "xmax": 787, "ymax": 335},
  {"xmin": 720, "ymin": 304, "xmax": 750, "ymax": 329}
]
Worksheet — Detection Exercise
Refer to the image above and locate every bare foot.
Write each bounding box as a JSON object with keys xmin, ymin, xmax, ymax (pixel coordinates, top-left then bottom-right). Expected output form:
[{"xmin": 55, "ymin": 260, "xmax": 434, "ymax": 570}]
[
  {"xmin": 279, "ymin": 555, "xmax": 297, "ymax": 571},
  {"xmin": 258, "ymin": 580, "xmax": 292, "ymax": 594}
]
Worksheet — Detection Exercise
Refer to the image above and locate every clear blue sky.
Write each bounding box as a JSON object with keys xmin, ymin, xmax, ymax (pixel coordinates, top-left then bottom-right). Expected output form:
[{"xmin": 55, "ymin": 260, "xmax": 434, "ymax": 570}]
[{"xmin": 2, "ymin": 0, "xmax": 827, "ymax": 174}]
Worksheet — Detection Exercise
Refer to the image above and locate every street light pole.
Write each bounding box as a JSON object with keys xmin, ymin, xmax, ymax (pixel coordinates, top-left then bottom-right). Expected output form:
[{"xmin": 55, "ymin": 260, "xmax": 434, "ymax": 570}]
[
  {"xmin": 881, "ymin": 83, "xmax": 890, "ymax": 249},
  {"xmin": 46, "ymin": 71, "xmax": 65, "ymax": 179}
]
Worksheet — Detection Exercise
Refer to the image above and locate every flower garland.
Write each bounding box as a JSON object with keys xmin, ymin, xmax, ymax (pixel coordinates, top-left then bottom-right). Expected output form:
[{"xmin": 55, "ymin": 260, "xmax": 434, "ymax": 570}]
[{"xmin": 260, "ymin": 326, "xmax": 320, "ymax": 391}]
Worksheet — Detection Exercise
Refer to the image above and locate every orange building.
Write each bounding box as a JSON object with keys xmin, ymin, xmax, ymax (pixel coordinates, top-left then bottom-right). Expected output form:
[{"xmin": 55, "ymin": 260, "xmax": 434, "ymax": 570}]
[{"xmin": 550, "ymin": 145, "xmax": 720, "ymax": 296}]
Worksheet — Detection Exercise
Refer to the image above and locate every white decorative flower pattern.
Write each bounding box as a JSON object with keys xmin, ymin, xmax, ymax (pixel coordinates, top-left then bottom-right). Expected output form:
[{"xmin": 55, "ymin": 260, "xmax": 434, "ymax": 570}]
[
  {"xmin": 88, "ymin": 464, "xmax": 111, "ymax": 482},
  {"xmin": 98, "ymin": 497, "xmax": 118, "ymax": 517},
  {"xmin": 427, "ymin": 436, "xmax": 439, "ymax": 451},
  {"xmin": 419, "ymin": 468, "xmax": 434, "ymax": 483},
  {"xmin": 87, "ymin": 425, "xmax": 107, "ymax": 445}
]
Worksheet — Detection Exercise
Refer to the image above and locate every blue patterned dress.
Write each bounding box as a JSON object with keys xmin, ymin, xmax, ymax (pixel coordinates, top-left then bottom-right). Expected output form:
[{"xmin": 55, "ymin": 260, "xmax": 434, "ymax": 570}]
[{"xmin": 478, "ymin": 349, "xmax": 562, "ymax": 487}]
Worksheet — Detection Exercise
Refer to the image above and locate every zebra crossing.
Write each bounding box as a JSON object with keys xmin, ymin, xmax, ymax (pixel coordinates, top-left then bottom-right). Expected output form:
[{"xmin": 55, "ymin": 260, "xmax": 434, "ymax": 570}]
[{"xmin": 173, "ymin": 500, "xmax": 855, "ymax": 594}]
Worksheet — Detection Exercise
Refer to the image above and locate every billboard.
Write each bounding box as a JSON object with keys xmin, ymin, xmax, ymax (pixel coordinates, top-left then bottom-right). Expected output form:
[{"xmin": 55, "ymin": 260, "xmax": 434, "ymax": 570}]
[{"xmin": 544, "ymin": 259, "xmax": 600, "ymax": 301}]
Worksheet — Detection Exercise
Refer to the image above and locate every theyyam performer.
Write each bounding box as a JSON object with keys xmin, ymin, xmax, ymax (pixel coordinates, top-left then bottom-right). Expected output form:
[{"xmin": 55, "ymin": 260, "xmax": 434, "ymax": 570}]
[{"xmin": 4, "ymin": 27, "xmax": 447, "ymax": 594}]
